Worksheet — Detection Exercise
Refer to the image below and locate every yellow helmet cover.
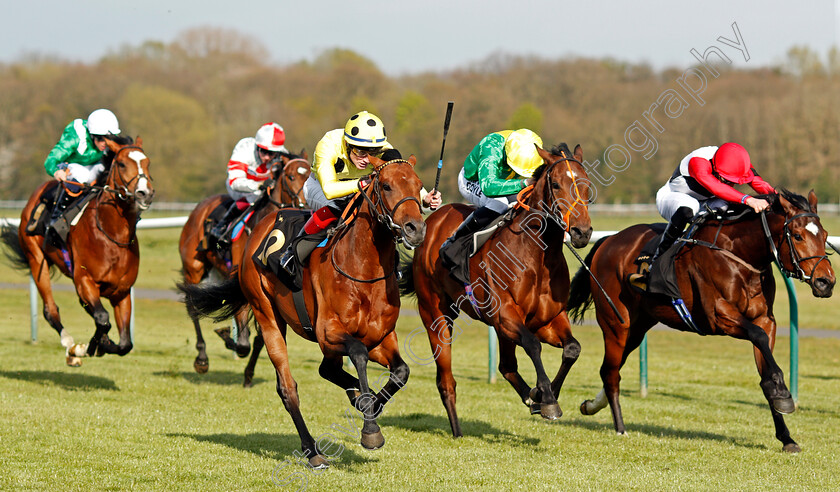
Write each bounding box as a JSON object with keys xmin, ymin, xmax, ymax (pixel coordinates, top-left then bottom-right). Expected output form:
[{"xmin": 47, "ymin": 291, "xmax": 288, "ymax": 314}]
[
  {"xmin": 504, "ymin": 129, "xmax": 544, "ymax": 177},
  {"xmin": 343, "ymin": 111, "xmax": 388, "ymax": 147}
]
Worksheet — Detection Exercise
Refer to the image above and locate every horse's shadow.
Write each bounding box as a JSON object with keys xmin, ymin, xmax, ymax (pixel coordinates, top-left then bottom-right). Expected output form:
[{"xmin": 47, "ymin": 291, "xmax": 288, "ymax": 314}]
[
  {"xmin": 152, "ymin": 370, "xmax": 268, "ymax": 387},
  {"xmin": 167, "ymin": 432, "xmax": 372, "ymax": 468},
  {"xmin": 378, "ymin": 412, "xmax": 539, "ymax": 446},
  {"xmin": 563, "ymin": 417, "xmax": 769, "ymax": 450},
  {"xmin": 0, "ymin": 370, "xmax": 118, "ymax": 391}
]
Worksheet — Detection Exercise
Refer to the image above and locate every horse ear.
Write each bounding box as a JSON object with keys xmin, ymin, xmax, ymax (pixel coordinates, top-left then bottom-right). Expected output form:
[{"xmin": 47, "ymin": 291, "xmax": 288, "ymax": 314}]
[
  {"xmin": 407, "ymin": 155, "xmax": 417, "ymax": 166},
  {"xmin": 808, "ymin": 189, "xmax": 819, "ymax": 213},
  {"xmin": 574, "ymin": 144, "xmax": 583, "ymax": 161},
  {"xmin": 136, "ymin": 136, "xmax": 143, "ymax": 147},
  {"xmin": 105, "ymin": 139, "xmax": 121, "ymax": 153},
  {"xmin": 535, "ymin": 144, "xmax": 551, "ymax": 162},
  {"xmin": 300, "ymin": 148, "xmax": 309, "ymax": 160}
]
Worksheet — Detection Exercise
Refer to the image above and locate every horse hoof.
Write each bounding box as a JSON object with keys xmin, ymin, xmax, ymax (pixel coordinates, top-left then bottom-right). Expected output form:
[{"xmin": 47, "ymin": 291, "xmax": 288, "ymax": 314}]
[
  {"xmin": 580, "ymin": 400, "xmax": 593, "ymax": 416},
  {"xmin": 361, "ymin": 431, "xmax": 385, "ymax": 450},
  {"xmin": 772, "ymin": 397, "xmax": 796, "ymax": 415},
  {"xmin": 66, "ymin": 356, "xmax": 82, "ymax": 367},
  {"xmin": 235, "ymin": 346, "xmax": 250, "ymax": 359},
  {"xmin": 529, "ymin": 402, "xmax": 541, "ymax": 415},
  {"xmin": 308, "ymin": 455, "xmax": 330, "ymax": 469},
  {"xmin": 528, "ymin": 387, "xmax": 541, "ymax": 402},
  {"xmin": 783, "ymin": 443, "xmax": 801, "ymax": 453},
  {"xmin": 540, "ymin": 403, "xmax": 562, "ymax": 421},
  {"xmin": 194, "ymin": 359, "xmax": 209, "ymax": 374}
]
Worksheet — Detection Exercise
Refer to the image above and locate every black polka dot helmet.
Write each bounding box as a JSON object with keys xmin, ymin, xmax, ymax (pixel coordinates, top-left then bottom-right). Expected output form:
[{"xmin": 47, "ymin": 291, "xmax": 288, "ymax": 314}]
[{"xmin": 343, "ymin": 111, "xmax": 387, "ymax": 148}]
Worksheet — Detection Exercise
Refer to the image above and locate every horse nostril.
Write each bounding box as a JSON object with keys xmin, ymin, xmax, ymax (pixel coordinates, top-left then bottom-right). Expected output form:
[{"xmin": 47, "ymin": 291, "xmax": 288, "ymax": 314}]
[{"xmin": 404, "ymin": 222, "xmax": 416, "ymax": 234}]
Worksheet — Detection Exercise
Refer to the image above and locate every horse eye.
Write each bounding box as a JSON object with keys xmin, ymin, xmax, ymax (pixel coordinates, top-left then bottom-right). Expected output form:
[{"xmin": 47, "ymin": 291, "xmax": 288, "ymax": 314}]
[
  {"xmin": 382, "ymin": 183, "xmax": 392, "ymax": 192},
  {"xmin": 551, "ymin": 181, "xmax": 561, "ymax": 190},
  {"xmin": 793, "ymin": 233, "xmax": 803, "ymax": 241}
]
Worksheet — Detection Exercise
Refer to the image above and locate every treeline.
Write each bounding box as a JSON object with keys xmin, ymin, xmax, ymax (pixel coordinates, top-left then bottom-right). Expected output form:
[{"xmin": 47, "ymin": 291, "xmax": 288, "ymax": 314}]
[{"xmin": 1, "ymin": 27, "xmax": 839, "ymax": 205}]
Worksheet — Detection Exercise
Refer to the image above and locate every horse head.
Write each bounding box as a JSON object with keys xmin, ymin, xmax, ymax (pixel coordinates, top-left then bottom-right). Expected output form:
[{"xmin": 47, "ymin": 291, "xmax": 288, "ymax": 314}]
[
  {"xmin": 769, "ymin": 189, "xmax": 835, "ymax": 298},
  {"xmin": 270, "ymin": 150, "xmax": 311, "ymax": 208},
  {"xmin": 104, "ymin": 136, "xmax": 154, "ymax": 211},
  {"xmin": 365, "ymin": 155, "xmax": 426, "ymax": 249},
  {"xmin": 529, "ymin": 143, "xmax": 593, "ymax": 248}
]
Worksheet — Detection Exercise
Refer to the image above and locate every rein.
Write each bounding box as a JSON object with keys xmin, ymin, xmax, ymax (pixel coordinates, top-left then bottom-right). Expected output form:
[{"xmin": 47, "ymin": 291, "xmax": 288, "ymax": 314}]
[{"xmin": 329, "ymin": 159, "xmax": 421, "ymax": 283}]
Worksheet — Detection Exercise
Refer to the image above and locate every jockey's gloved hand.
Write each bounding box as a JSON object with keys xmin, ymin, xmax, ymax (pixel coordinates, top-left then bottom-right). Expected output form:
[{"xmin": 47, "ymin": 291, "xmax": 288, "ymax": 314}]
[
  {"xmin": 259, "ymin": 178, "xmax": 276, "ymax": 191},
  {"xmin": 359, "ymin": 176, "xmax": 373, "ymax": 189}
]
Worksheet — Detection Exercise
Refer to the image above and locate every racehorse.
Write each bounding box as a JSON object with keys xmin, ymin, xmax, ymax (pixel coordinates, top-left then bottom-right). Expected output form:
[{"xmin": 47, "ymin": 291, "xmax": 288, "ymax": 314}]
[
  {"xmin": 1, "ymin": 137, "xmax": 154, "ymax": 366},
  {"xmin": 400, "ymin": 143, "xmax": 592, "ymax": 437},
  {"xmin": 178, "ymin": 153, "xmax": 310, "ymax": 375},
  {"xmin": 567, "ymin": 189, "xmax": 835, "ymax": 453},
  {"xmin": 179, "ymin": 155, "xmax": 426, "ymax": 468}
]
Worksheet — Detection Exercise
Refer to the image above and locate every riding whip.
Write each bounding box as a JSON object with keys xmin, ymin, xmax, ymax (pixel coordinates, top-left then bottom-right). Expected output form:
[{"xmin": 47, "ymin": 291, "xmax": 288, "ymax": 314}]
[{"xmin": 432, "ymin": 101, "xmax": 454, "ymax": 193}]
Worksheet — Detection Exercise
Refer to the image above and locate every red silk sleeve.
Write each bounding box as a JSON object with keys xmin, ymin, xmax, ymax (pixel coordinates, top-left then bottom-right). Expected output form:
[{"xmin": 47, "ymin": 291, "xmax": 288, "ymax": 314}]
[{"xmin": 688, "ymin": 157, "xmax": 747, "ymax": 203}]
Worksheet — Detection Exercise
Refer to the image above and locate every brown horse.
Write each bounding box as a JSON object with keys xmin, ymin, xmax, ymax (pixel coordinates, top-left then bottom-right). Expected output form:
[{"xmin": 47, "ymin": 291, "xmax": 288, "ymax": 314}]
[
  {"xmin": 1, "ymin": 137, "xmax": 154, "ymax": 366},
  {"xmin": 399, "ymin": 144, "xmax": 592, "ymax": 437},
  {"xmin": 178, "ymin": 153, "xmax": 310, "ymax": 375},
  {"xmin": 567, "ymin": 189, "xmax": 835, "ymax": 453},
  {"xmin": 179, "ymin": 155, "xmax": 426, "ymax": 468}
]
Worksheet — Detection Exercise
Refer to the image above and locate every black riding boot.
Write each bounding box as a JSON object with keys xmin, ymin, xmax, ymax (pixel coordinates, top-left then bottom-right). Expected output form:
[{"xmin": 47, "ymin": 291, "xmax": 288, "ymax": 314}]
[
  {"xmin": 652, "ymin": 206, "xmax": 694, "ymax": 263},
  {"xmin": 44, "ymin": 187, "xmax": 75, "ymax": 247},
  {"xmin": 208, "ymin": 202, "xmax": 243, "ymax": 250},
  {"xmin": 439, "ymin": 206, "xmax": 502, "ymax": 284}
]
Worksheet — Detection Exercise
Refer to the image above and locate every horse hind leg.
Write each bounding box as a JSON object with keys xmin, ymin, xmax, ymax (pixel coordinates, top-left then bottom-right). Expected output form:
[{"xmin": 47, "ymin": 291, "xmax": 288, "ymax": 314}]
[
  {"xmin": 243, "ymin": 329, "xmax": 264, "ymax": 387},
  {"xmin": 345, "ymin": 337, "xmax": 385, "ymax": 450},
  {"xmin": 28, "ymin": 257, "xmax": 80, "ymax": 365},
  {"xmin": 190, "ymin": 308, "xmax": 209, "ymax": 373}
]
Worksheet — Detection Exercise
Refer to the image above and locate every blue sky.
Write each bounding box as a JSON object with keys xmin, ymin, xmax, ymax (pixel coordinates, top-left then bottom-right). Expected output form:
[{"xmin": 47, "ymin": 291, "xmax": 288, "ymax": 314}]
[{"xmin": 1, "ymin": 0, "xmax": 837, "ymax": 74}]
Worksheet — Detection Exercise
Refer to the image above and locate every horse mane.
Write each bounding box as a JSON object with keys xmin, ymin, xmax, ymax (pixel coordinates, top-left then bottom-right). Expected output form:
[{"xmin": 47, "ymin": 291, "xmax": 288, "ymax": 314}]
[
  {"xmin": 531, "ymin": 143, "xmax": 573, "ymax": 181},
  {"xmin": 775, "ymin": 188, "xmax": 810, "ymax": 212}
]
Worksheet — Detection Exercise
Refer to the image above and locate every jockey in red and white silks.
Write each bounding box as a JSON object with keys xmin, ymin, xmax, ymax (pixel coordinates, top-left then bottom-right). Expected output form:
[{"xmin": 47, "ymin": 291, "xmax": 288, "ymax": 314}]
[{"xmin": 226, "ymin": 122, "xmax": 288, "ymax": 204}]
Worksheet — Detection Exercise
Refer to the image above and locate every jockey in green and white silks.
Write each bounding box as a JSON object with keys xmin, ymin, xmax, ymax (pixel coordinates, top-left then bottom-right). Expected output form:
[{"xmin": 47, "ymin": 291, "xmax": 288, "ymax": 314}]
[
  {"xmin": 43, "ymin": 109, "xmax": 121, "ymax": 247},
  {"xmin": 44, "ymin": 108, "xmax": 120, "ymax": 185}
]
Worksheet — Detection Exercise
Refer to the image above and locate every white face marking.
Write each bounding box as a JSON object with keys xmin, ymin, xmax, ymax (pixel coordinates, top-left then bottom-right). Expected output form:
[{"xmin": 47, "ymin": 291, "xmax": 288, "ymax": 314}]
[
  {"xmin": 297, "ymin": 167, "xmax": 308, "ymax": 175},
  {"xmin": 805, "ymin": 221, "xmax": 820, "ymax": 237},
  {"xmin": 128, "ymin": 150, "xmax": 150, "ymax": 191},
  {"xmin": 566, "ymin": 170, "xmax": 577, "ymax": 179}
]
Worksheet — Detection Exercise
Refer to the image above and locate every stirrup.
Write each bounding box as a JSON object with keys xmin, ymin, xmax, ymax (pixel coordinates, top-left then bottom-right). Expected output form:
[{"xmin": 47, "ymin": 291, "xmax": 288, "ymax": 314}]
[
  {"xmin": 627, "ymin": 261, "xmax": 650, "ymax": 290},
  {"xmin": 278, "ymin": 248, "xmax": 297, "ymax": 277}
]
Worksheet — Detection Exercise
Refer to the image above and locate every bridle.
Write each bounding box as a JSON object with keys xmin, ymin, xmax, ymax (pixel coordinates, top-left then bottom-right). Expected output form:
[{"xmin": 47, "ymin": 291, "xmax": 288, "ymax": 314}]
[
  {"xmin": 106, "ymin": 145, "xmax": 153, "ymax": 203},
  {"xmin": 269, "ymin": 158, "xmax": 309, "ymax": 209},
  {"xmin": 330, "ymin": 158, "xmax": 422, "ymax": 283},
  {"xmin": 761, "ymin": 211, "xmax": 831, "ymax": 283},
  {"xmin": 515, "ymin": 151, "xmax": 588, "ymax": 233}
]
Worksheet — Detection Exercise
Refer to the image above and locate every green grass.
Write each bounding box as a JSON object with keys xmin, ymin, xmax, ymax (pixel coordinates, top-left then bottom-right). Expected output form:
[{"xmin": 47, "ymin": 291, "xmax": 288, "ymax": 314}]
[{"xmin": 1, "ymin": 219, "xmax": 840, "ymax": 490}]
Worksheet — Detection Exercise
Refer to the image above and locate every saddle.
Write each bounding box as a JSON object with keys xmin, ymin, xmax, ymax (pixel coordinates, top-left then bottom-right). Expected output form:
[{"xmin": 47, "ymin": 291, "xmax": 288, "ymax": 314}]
[
  {"xmin": 26, "ymin": 185, "xmax": 96, "ymax": 244},
  {"xmin": 199, "ymin": 198, "xmax": 254, "ymax": 253},
  {"xmin": 442, "ymin": 211, "xmax": 512, "ymax": 285}
]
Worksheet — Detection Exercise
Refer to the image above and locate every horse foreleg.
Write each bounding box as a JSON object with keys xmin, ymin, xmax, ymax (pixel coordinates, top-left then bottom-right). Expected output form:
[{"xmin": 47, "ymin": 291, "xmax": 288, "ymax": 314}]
[
  {"xmin": 243, "ymin": 328, "xmax": 264, "ymax": 387},
  {"xmin": 497, "ymin": 336, "xmax": 534, "ymax": 411},
  {"xmin": 368, "ymin": 332, "xmax": 410, "ymax": 413},
  {"xmin": 343, "ymin": 336, "xmax": 384, "ymax": 450},
  {"xmin": 500, "ymin": 319, "xmax": 560, "ymax": 421},
  {"xmin": 417, "ymin": 301, "xmax": 461, "ymax": 437},
  {"xmin": 537, "ymin": 313, "xmax": 582, "ymax": 401},
  {"xmin": 109, "ymin": 293, "xmax": 133, "ymax": 356},
  {"xmin": 318, "ymin": 353, "xmax": 361, "ymax": 403}
]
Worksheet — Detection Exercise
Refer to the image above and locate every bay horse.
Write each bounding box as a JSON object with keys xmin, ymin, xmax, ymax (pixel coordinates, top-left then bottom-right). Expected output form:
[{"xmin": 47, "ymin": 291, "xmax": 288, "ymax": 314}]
[
  {"xmin": 567, "ymin": 189, "xmax": 835, "ymax": 453},
  {"xmin": 179, "ymin": 155, "xmax": 426, "ymax": 468},
  {"xmin": 400, "ymin": 144, "xmax": 592, "ymax": 437},
  {"xmin": 178, "ymin": 153, "xmax": 310, "ymax": 375},
  {"xmin": 1, "ymin": 137, "xmax": 154, "ymax": 366}
]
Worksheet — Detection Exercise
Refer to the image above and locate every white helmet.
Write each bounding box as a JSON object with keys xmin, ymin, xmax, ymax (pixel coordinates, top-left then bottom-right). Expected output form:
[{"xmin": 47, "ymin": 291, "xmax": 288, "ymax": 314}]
[
  {"xmin": 255, "ymin": 122, "xmax": 288, "ymax": 153},
  {"xmin": 87, "ymin": 109, "xmax": 121, "ymax": 136}
]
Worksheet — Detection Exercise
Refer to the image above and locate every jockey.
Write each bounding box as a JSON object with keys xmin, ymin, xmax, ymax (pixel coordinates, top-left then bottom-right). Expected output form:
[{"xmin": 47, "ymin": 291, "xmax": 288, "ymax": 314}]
[
  {"xmin": 439, "ymin": 129, "xmax": 542, "ymax": 282},
  {"xmin": 276, "ymin": 111, "xmax": 442, "ymax": 278},
  {"xmin": 632, "ymin": 142, "xmax": 776, "ymax": 282},
  {"xmin": 43, "ymin": 108, "xmax": 121, "ymax": 247},
  {"xmin": 208, "ymin": 122, "xmax": 288, "ymax": 250}
]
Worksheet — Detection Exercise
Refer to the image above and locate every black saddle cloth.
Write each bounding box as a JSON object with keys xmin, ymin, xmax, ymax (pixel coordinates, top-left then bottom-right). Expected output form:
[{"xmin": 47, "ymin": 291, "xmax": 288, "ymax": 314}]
[{"xmin": 252, "ymin": 209, "xmax": 313, "ymax": 289}]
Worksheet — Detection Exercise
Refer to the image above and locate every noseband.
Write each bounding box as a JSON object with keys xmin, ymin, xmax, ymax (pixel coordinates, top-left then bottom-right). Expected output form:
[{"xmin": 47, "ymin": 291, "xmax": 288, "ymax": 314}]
[{"xmin": 761, "ymin": 211, "xmax": 830, "ymax": 283}]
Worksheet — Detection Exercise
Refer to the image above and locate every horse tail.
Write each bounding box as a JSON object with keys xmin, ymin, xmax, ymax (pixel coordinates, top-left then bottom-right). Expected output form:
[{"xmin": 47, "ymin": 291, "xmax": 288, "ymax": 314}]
[
  {"xmin": 177, "ymin": 273, "xmax": 248, "ymax": 323},
  {"xmin": 568, "ymin": 236, "xmax": 608, "ymax": 324},
  {"xmin": 397, "ymin": 247, "xmax": 417, "ymax": 298},
  {"xmin": 0, "ymin": 224, "xmax": 30, "ymax": 272}
]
